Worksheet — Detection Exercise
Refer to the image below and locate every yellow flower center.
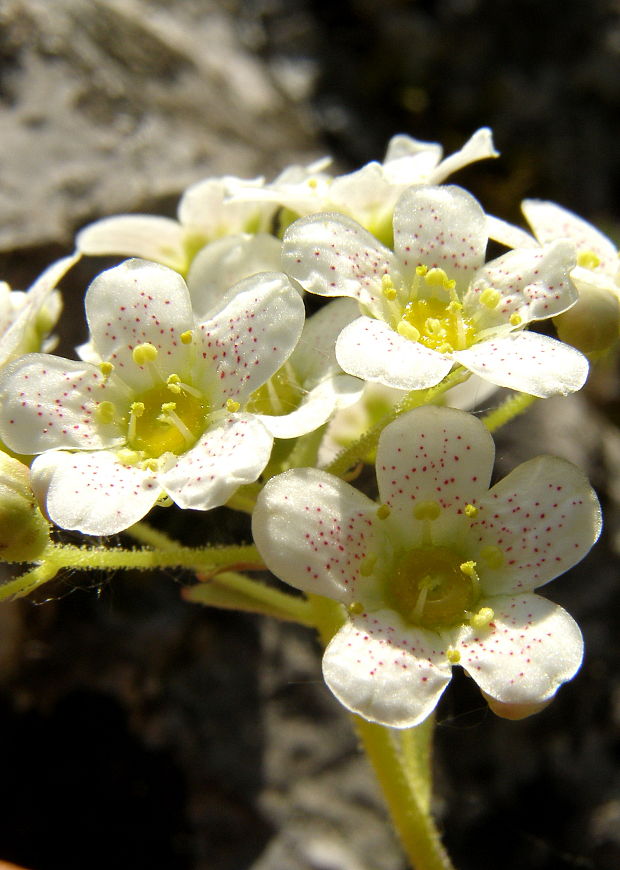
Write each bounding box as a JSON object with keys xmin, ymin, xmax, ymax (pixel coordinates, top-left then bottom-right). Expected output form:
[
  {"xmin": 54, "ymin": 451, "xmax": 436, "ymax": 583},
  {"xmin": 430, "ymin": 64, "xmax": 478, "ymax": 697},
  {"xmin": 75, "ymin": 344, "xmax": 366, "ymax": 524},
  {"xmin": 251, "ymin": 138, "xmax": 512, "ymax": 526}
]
[
  {"xmin": 127, "ymin": 383, "xmax": 209, "ymax": 458},
  {"xmin": 386, "ymin": 547, "xmax": 479, "ymax": 629}
]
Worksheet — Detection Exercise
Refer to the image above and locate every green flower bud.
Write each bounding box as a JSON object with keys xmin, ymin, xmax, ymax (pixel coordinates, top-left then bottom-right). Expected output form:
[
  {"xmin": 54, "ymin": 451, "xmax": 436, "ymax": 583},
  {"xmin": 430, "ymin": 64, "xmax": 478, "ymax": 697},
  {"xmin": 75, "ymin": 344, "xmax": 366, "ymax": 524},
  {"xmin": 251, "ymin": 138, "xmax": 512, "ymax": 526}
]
[{"xmin": 0, "ymin": 453, "xmax": 50, "ymax": 562}]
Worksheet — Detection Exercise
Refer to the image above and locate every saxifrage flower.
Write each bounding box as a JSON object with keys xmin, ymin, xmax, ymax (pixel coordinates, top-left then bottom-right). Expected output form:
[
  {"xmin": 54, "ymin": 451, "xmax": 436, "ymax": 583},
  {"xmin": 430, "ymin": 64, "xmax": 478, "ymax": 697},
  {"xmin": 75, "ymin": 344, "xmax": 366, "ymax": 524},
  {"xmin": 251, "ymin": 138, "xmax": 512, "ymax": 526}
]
[
  {"xmin": 0, "ymin": 259, "xmax": 304, "ymax": 535},
  {"xmin": 282, "ymin": 185, "xmax": 589, "ymax": 397},
  {"xmin": 252, "ymin": 406, "xmax": 601, "ymax": 728}
]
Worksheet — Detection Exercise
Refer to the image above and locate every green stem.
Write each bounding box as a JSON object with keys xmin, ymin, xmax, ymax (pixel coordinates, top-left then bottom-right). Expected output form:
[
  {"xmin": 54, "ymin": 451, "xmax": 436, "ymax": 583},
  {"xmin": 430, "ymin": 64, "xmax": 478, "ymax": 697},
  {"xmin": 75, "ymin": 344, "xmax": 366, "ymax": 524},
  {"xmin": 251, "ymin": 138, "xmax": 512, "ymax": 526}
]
[
  {"xmin": 326, "ymin": 367, "xmax": 471, "ymax": 479},
  {"xmin": 482, "ymin": 391, "xmax": 537, "ymax": 433}
]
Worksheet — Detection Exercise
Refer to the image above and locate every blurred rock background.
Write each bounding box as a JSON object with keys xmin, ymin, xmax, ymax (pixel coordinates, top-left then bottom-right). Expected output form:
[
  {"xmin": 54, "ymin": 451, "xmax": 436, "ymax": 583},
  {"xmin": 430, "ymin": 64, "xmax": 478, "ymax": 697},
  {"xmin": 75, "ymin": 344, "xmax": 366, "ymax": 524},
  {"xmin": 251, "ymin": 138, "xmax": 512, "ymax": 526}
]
[{"xmin": 0, "ymin": 1, "xmax": 619, "ymax": 869}]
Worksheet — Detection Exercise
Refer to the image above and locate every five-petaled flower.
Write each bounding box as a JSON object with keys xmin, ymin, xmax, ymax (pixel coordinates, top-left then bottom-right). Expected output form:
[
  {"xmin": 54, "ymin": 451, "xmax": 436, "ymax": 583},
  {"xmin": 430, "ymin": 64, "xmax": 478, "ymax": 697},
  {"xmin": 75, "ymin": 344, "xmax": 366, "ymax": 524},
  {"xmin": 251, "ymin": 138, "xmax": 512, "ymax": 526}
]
[
  {"xmin": 0, "ymin": 259, "xmax": 304, "ymax": 535},
  {"xmin": 282, "ymin": 185, "xmax": 589, "ymax": 397},
  {"xmin": 252, "ymin": 406, "xmax": 601, "ymax": 728}
]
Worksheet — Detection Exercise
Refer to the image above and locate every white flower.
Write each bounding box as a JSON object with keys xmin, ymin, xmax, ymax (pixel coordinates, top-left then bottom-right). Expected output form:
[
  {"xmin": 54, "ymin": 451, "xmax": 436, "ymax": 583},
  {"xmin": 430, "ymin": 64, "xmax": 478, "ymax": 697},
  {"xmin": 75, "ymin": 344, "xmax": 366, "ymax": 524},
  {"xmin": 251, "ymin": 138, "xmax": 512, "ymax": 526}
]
[
  {"xmin": 0, "ymin": 254, "xmax": 78, "ymax": 368},
  {"xmin": 282, "ymin": 184, "xmax": 588, "ymax": 397},
  {"xmin": 252, "ymin": 406, "xmax": 601, "ymax": 728},
  {"xmin": 76, "ymin": 176, "xmax": 277, "ymax": 274},
  {"xmin": 229, "ymin": 128, "xmax": 498, "ymax": 244},
  {"xmin": 0, "ymin": 259, "xmax": 305, "ymax": 535},
  {"xmin": 520, "ymin": 200, "xmax": 620, "ymax": 354}
]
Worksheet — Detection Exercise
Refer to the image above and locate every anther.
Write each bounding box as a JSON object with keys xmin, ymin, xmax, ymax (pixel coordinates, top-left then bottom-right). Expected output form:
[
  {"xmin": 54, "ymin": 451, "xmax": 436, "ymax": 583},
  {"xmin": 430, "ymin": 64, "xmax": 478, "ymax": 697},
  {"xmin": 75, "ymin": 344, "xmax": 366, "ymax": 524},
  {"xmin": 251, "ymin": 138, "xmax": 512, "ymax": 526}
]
[
  {"xmin": 180, "ymin": 330, "xmax": 193, "ymax": 345},
  {"xmin": 381, "ymin": 274, "xmax": 397, "ymax": 301},
  {"xmin": 226, "ymin": 399, "xmax": 240, "ymax": 413},
  {"xmin": 470, "ymin": 607, "xmax": 495, "ymax": 630},
  {"xmin": 479, "ymin": 288, "xmax": 501, "ymax": 309},
  {"xmin": 577, "ymin": 250, "xmax": 601, "ymax": 269},
  {"xmin": 132, "ymin": 342, "xmax": 159, "ymax": 365},
  {"xmin": 348, "ymin": 601, "xmax": 365, "ymax": 615},
  {"xmin": 376, "ymin": 504, "xmax": 391, "ymax": 520},
  {"xmin": 424, "ymin": 267, "xmax": 451, "ymax": 289},
  {"xmin": 509, "ymin": 313, "xmax": 522, "ymax": 327},
  {"xmin": 415, "ymin": 264, "xmax": 428, "ymax": 276},
  {"xmin": 464, "ymin": 503, "xmax": 478, "ymax": 518},
  {"xmin": 414, "ymin": 500, "xmax": 441, "ymax": 521},
  {"xmin": 397, "ymin": 319, "xmax": 421, "ymax": 342},
  {"xmin": 99, "ymin": 361, "xmax": 114, "ymax": 378},
  {"xmin": 96, "ymin": 401, "xmax": 116, "ymax": 425},
  {"xmin": 459, "ymin": 560, "xmax": 477, "ymax": 578},
  {"xmin": 446, "ymin": 649, "xmax": 461, "ymax": 664}
]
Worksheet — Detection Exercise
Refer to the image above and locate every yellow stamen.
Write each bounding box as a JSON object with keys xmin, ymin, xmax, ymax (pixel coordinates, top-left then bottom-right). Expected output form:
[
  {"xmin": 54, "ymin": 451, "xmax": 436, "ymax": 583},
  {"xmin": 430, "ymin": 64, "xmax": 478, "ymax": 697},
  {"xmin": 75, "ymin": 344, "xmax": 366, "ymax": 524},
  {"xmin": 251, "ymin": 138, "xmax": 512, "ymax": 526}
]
[
  {"xmin": 99, "ymin": 361, "xmax": 114, "ymax": 377},
  {"xmin": 479, "ymin": 288, "xmax": 501, "ymax": 309},
  {"xmin": 382, "ymin": 274, "xmax": 398, "ymax": 301},
  {"xmin": 416, "ymin": 264, "xmax": 428, "ymax": 276},
  {"xmin": 509, "ymin": 313, "xmax": 522, "ymax": 327},
  {"xmin": 131, "ymin": 402, "xmax": 145, "ymax": 417},
  {"xmin": 460, "ymin": 560, "xmax": 477, "ymax": 578},
  {"xmin": 132, "ymin": 343, "xmax": 159, "ymax": 365},
  {"xmin": 180, "ymin": 330, "xmax": 193, "ymax": 345},
  {"xmin": 397, "ymin": 319, "xmax": 421, "ymax": 342},
  {"xmin": 577, "ymin": 250, "xmax": 601, "ymax": 269},
  {"xmin": 413, "ymin": 500, "xmax": 441, "ymax": 521},
  {"xmin": 470, "ymin": 607, "xmax": 495, "ymax": 630},
  {"xmin": 376, "ymin": 504, "xmax": 391, "ymax": 520},
  {"xmin": 348, "ymin": 601, "xmax": 365, "ymax": 615},
  {"xmin": 446, "ymin": 649, "xmax": 461, "ymax": 664},
  {"xmin": 226, "ymin": 399, "xmax": 240, "ymax": 413},
  {"xmin": 96, "ymin": 401, "xmax": 116, "ymax": 425},
  {"xmin": 464, "ymin": 503, "xmax": 478, "ymax": 518}
]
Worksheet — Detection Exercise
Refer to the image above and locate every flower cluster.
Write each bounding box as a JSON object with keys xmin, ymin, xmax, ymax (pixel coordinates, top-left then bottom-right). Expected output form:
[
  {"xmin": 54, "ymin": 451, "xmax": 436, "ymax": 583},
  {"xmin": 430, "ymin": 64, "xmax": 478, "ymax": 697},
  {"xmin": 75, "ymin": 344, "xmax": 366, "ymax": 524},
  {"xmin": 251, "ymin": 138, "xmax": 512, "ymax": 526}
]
[{"xmin": 0, "ymin": 126, "xmax": 608, "ymax": 728}]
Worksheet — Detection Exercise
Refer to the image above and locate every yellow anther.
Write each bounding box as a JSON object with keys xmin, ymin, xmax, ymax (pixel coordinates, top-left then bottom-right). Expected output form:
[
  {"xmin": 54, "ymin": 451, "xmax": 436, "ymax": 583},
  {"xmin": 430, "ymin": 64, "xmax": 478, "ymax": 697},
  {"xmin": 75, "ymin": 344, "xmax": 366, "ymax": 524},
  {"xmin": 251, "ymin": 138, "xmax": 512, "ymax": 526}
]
[
  {"xmin": 470, "ymin": 607, "xmax": 495, "ymax": 630},
  {"xmin": 480, "ymin": 545, "xmax": 504, "ymax": 569},
  {"xmin": 160, "ymin": 402, "xmax": 177, "ymax": 413},
  {"xmin": 307, "ymin": 178, "xmax": 318, "ymax": 189},
  {"xmin": 413, "ymin": 500, "xmax": 441, "ymax": 521},
  {"xmin": 479, "ymin": 288, "xmax": 501, "ymax": 309},
  {"xmin": 96, "ymin": 401, "xmax": 116, "ymax": 424},
  {"xmin": 424, "ymin": 267, "xmax": 451, "ymax": 289},
  {"xmin": 509, "ymin": 313, "xmax": 522, "ymax": 327},
  {"xmin": 130, "ymin": 402, "xmax": 145, "ymax": 417},
  {"xmin": 180, "ymin": 330, "xmax": 193, "ymax": 345},
  {"xmin": 348, "ymin": 601, "xmax": 365, "ymax": 615},
  {"xmin": 397, "ymin": 320, "xmax": 421, "ymax": 342},
  {"xmin": 446, "ymin": 649, "xmax": 461, "ymax": 664},
  {"xmin": 415, "ymin": 264, "xmax": 428, "ymax": 276},
  {"xmin": 464, "ymin": 503, "xmax": 478, "ymax": 518},
  {"xmin": 116, "ymin": 448, "xmax": 141, "ymax": 466},
  {"xmin": 425, "ymin": 317, "xmax": 442, "ymax": 335},
  {"xmin": 381, "ymin": 274, "xmax": 397, "ymax": 301},
  {"xmin": 142, "ymin": 458, "xmax": 160, "ymax": 472},
  {"xmin": 167, "ymin": 373, "xmax": 182, "ymax": 395},
  {"xmin": 376, "ymin": 503, "xmax": 391, "ymax": 520},
  {"xmin": 226, "ymin": 399, "xmax": 240, "ymax": 412},
  {"xmin": 459, "ymin": 560, "xmax": 477, "ymax": 578},
  {"xmin": 437, "ymin": 342, "xmax": 453, "ymax": 354},
  {"xmin": 99, "ymin": 361, "xmax": 114, "ymax": 377},
  {"xmin": 577, "ymin": 250, "xmax": 601, "ymax": 270},
  {"xmin": 448, "ymin": 300, "xmax": 463, "ymax": 312},
  {"xmin": 132, "ymin": 342, "xmax": 159, "ymax": 365},
  {"xmin": 359, "ymin": 555, "xmax": 377, "ymax": 577}
]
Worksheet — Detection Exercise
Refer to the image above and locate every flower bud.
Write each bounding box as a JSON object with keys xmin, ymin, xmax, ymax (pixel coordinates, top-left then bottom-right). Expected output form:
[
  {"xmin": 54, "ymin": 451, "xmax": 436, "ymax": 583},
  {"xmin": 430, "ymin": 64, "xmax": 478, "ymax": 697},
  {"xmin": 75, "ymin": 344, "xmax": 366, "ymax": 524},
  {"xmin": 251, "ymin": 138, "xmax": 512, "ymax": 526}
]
[
  {"xmin": 553, "ymin": 282, "xmax": 620, "ymax": 356},
  {"xmin": 0, "ymin": 453, "xmax": 50, "ymax": 562}
]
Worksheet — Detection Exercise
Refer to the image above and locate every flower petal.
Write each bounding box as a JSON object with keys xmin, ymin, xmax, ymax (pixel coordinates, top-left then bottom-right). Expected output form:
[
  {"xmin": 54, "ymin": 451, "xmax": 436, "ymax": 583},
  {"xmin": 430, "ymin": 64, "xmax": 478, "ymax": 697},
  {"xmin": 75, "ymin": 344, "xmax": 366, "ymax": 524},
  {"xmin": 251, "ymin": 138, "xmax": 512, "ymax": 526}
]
[
  {"xmin": 291, "ymin": 298, "xmax": 360, "ymax": 385},
  {"xmin": 323, "ymin": 611, "xmax": 452, "ymax": 727},
  {"xmin": 393, "ymin": 185, "xmax": 487, "ymax": 287},
  {"xmin": 159, "ymin": 413, "xmax": 272, "ymax": 510},
  {"xmin": 31, "ymin": 450, "xmax": 159, "ymax": 535},
  {"xmin": 252, "ymin": 467, "xmax": 381, "ymax": 602},
  {"xmin": 453, "ymin": 331, "xmax": 589, "ymax": 397},
  {"xmin": 85, "ymin": 259, "xmax": 195, "ymax": 391},
  {"xmin": 522, "ymin": 199, "xmax": 618, "ymax": 274},
  {"xmin": 0, "ymin": 354, "xmax": 127, "ymax": 454},
  {"xmin": 455, "ymin": 593, "xmax": 583, "ymax": 704},
  {"xmin": 186, "ymin": 233, "xmax": 284, "ymax": 319},
  {"xmin": 464, "ymin": 239, "xmax": 577, "ymax": 328},
  {"xmin": 472, "ymin": 454, "xmax": 601, "ymax": 595},
  {"xmin": 77, "ymin": 215, "xmax": 188, "ymax": 272},
  {"xmin": 376, "ymin": 406, "xmax": 495, "ymax": 539},
  {"xmin": 196, "ymin": 272, "xmax": 305, "ymax": 403},
  {"xmin": 256, "ymin": 374, "xmax": 363, "ymax": 439},
  {"xmin": 335, "ymin": 316, "xmax": 453, "ymax": 390},
  {"xmin": 282, "ymin": 213, "xmax": 398, "ymax": 308},
  {"xmin": 429, "ymin": 128, "xmax": 498, "ymax": 183}
]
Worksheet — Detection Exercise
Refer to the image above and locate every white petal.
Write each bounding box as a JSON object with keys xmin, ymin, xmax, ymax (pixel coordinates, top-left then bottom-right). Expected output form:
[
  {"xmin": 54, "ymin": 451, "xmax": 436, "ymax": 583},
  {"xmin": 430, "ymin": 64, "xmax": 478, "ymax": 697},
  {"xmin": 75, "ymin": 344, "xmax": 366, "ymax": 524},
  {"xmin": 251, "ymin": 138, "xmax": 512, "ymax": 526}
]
[
  {"xmin": 522, "ymin": 199, "xmax": 618, "ymax": 274},
  {"xmin": 77, "ymin": 216, "xmax": 188, "ymax": 272},
  {"xmin": 31, "ymin": 450, "xmax": 159, "ymax": 535},
  {"xmin": 196, "ymin": 272, "xmax": 305, "ymax": 402},
  {"xmin": 453, "ymin": 331, "xmax": 589, "ymax": 397},
  {"xmin": 0, "ymin": 354, "xmax": 127, "ymax": 454},
  {"xmin": 472, "ymin": 455, "xmax": 601, "ymax": 595},
  {"xmin": 159, "ymin": 413, "xmax": 272, "ymax": 510},
  {"xmin": 323, "ymin": 612, "xmax": 452, "ymax": 728},
  {"xmin": 486, "ymin": 214, "xmax": 537, "ymax": 250},
  {"xmin": 429, "ymin": 128, "xmax": 499, "ymax": 183},
  {"xmin": 393, "ymin": 185, "xmax": 488, "ymax": 287},
  {"xmin": 178, "ymin": 175, "xmax": 273, "ymax": 236},
  {"xmin": 335, "ymin": 316, "xmax": 453, "ymax": 390},
  {"xmin": 464, "ymin": 239, "xmax": 577, "ymax": 328},
  {"xmin": 282, "ymin": 213, "xmax": 398, "ymax": 308},
  {"xmin": 257, "ymin": 374, "xmax": 363, "ymax": 439},
  {"xmin": 186, "ymin": 233, "xmax": 284, "ymax": 319},
  {"xmin": 455, "ymin": 593, "xmax": 583, "ymax": 704},
  {"xmin": 252, "ymin": 467, "xmax": 382, "ymax": 601},
  {"xmin": 383, "ymin": 133, "xmax": 442, "ymax": 165},
  {"xmin": 85, "ymin": 259, "xmax": 195, "ymax": 392},
  {"xmin": 442, "ymin": 374, "xmax": 499, "ymax": 411},
  {"xmin": 291, "ymin": 298, "xmax": 360, "ymax": 386},
  {"xmin": 376, "ymin": 406, "xmax": 495, "ymax": 540}
]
